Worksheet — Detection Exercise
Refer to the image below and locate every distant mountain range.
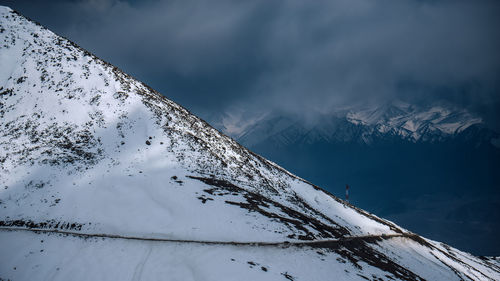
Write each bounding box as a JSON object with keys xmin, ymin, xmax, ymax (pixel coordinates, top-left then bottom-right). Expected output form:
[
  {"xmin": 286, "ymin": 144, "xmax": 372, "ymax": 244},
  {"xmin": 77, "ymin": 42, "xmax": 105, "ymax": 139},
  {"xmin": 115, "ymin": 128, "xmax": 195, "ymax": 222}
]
[{"xmin": 213, "ymin": 101, "xmax": 497, "ymax": 148}]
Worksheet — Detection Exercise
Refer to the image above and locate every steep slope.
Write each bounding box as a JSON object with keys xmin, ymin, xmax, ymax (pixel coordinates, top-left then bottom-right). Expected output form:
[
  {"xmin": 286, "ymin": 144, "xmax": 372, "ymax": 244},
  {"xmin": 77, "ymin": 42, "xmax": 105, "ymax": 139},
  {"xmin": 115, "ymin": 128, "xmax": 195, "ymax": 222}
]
[{"xmin": 0, "ymin": 6, "xmax": 498, "ymax": 280}]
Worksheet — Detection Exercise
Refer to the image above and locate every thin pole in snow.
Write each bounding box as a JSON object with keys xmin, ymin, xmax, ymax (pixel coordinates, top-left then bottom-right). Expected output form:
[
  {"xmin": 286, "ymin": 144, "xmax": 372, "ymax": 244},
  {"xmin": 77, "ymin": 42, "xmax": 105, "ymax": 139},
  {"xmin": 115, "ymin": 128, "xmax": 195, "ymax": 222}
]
[{"xmin": 346, "ymin": 184, "xmax": 349, "ymax": 203}]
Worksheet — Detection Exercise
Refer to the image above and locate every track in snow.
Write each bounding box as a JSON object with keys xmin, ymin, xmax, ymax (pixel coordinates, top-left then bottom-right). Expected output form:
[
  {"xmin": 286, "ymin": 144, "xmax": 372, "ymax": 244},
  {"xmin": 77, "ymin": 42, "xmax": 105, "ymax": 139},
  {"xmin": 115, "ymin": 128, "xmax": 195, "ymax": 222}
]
[{"xmin": 0, "ymin": 226, "xmax": 407, "ymax": 247}]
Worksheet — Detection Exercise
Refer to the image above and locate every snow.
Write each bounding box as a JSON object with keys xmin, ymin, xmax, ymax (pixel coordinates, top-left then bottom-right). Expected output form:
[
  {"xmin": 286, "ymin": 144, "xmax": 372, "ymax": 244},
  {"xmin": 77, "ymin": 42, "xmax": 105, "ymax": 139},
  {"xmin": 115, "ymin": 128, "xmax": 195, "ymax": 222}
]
[
  {"xmin": 0, "ymin": 3, "xmax": 398, "ymax": 243},
  {"xmin": 0, "ymin": 5, "xmax": 498, "ymax": 280},
  {"xmin": 0, "ymin": 230, "xmax": 390, "ymax": 281},
  {"xmin": 2, "ymin": 230, "xmax": 499, "ymax": 281}
]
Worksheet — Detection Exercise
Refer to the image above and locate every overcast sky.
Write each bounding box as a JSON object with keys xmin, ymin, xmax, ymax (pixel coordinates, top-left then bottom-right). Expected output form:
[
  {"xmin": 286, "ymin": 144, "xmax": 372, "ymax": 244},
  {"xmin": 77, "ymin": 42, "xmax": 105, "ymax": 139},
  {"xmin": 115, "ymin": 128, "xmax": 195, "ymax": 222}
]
[{"xmin": 2, "ymin": 0, "xmax": 500, "ymax": 128}]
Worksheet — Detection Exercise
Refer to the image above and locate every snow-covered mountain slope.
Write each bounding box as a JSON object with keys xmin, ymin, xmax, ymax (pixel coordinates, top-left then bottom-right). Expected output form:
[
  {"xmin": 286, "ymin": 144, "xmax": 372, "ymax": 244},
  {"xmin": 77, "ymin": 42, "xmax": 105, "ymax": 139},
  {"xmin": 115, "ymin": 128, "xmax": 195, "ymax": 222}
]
[{"xmin": 0, "ymin": 6, "xmax": 498, "ymax": 280}]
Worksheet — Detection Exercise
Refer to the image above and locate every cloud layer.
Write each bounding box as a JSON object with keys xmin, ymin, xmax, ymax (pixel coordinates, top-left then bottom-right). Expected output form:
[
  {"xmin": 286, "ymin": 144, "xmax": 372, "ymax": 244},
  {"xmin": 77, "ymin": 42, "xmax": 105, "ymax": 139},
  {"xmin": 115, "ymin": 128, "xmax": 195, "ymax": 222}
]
[{"xmin": 4, "ymin": 0, "xmax": 500, "ymax": 127}]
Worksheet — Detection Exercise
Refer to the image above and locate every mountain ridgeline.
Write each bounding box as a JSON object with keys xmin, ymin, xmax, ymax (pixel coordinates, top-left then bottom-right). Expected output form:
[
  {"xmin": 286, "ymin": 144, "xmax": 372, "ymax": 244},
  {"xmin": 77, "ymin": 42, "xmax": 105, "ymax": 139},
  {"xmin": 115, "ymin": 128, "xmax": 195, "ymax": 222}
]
[{"xmin": 0, "ymin": 6, "xmax": 499, "ymax": 281}]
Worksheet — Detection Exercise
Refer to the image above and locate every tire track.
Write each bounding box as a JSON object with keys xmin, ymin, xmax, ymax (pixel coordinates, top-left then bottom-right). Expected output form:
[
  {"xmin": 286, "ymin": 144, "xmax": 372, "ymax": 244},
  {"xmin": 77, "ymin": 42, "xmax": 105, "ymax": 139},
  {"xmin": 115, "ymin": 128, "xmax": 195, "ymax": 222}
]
[{"xmin": 0, "ymin": 226, "xmax": 405, "ymax": 247}]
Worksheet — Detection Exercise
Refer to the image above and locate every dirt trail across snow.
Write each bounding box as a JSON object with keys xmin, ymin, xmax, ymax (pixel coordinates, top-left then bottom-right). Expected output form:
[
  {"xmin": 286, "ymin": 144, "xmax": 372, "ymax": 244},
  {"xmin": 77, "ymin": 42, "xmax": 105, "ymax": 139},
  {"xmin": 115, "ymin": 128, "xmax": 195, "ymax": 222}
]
[{"xmin": 0, "ymin": 226, "xmax": 409, "ymax": 247}]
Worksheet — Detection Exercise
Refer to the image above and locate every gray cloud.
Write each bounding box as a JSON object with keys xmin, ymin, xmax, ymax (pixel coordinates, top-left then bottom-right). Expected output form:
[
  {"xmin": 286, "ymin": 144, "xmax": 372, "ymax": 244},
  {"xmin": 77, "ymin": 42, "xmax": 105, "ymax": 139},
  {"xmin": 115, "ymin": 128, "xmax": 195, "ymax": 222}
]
[{"xmin": 3, "ymin": 0, "xmax": 500, "ymax": 128}]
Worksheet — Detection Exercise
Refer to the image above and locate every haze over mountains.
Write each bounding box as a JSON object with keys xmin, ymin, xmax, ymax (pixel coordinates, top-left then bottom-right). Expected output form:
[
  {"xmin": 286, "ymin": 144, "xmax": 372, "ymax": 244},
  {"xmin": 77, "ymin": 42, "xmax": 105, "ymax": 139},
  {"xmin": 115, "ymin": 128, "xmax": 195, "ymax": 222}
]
[
  {"xmin": 0, "ymin": 6, "xmax": 499, "ymax": 281},
  {"xmin": 213, "ymin": 101, "xmax": 495, "ymax": 146}
]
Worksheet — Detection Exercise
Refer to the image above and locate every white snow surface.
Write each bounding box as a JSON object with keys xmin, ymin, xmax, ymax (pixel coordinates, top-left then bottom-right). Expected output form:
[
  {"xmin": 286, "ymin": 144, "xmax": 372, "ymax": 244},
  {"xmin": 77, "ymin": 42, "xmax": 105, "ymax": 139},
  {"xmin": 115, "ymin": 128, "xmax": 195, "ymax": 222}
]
[
  {"xmin": 2, "ymin": 230, "xmax": 498, "ymax": 281},
  {"xmin": 0, "ymin": 6, "xmax": 498, "ymax": 281}
]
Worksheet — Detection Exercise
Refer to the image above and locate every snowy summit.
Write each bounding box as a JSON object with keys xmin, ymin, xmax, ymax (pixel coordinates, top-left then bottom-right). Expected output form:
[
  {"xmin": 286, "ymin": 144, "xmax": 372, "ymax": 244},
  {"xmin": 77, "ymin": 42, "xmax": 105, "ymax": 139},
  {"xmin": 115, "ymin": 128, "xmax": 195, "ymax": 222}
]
[{"xmin": 0, "ymin": 6, "xmax": 498, "ymax": 281}]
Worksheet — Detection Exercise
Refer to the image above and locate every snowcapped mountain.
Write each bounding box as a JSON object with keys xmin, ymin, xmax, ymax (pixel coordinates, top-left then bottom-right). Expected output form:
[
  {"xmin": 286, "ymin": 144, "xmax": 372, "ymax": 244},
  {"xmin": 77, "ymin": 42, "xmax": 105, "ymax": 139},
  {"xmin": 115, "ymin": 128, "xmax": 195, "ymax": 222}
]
[
  {"xmin": 346, "ymin": 102, "xmax": 486, "ymax": 143},
  {"xmin": 0, "ymin": 6, "xmax": 499, "ymax": 281},
  {"xmin": 217, "ymin": 102, "xmax": 495, "ymax": 148}
]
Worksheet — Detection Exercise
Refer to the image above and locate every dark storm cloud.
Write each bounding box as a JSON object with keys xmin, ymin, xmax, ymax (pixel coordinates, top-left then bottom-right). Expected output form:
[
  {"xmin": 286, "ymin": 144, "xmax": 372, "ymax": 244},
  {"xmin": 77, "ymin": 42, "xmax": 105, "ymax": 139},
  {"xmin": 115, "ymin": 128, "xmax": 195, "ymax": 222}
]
[{"xmin": 3, "ymin": 0, "xmax": 500, "ymax": 127}]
